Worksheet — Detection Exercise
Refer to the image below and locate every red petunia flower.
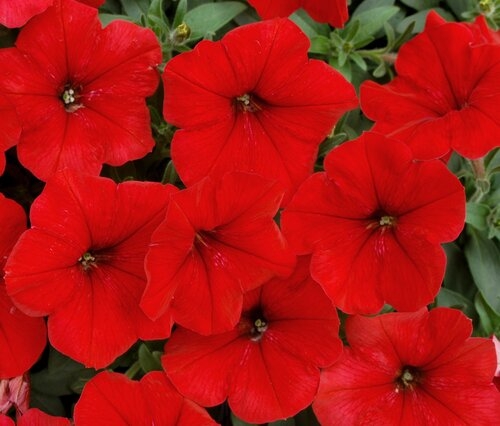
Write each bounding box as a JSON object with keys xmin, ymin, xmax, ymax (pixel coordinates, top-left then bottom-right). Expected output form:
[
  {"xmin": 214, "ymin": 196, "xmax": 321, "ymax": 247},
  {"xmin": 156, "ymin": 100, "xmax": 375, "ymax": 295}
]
[
  {"xmin": 0, "ymin": 195, "xmax": 46, "ymax": 379},
  {"xmin": 163, "ymin": 18, "xmax": 357, "ymax": 205},
  {"xmin": 313, "ymin": 308, "xmax": 500, "ymax": 425},
  {"xmin": 0, "ymin": 408, "xmax": 70, "ymax": 426},
  {"xmin": 74, "ymin": 371, "xmax": 216, "ymax": 426},
  {"xmin": 4, "ymin": 171, "xmax": 176, "ymax": 368},
  {"xmin": 361, "ymin": 12, "xmax": 500, "ymax": 160},
  {"xmin": 0, "ymin": 95, "xmax": 21, "ymax": 176},
  {"xmin": 0, "ymin": 0, "xmax": 161, "ymax": 181},
  {"xmin": 162, "ymin": 257, "xmax": 342, "ymax": 424},
  {"xmin": 141, "ymin": 171, "xmax": 296, "ymax": 335},
  {"xmin": 247, "ymin": 0, "xmax": 349, "ymax": 28},
  {"xmin": 282, "ymin": 132, "xmax": 465, "ymax": 314}
]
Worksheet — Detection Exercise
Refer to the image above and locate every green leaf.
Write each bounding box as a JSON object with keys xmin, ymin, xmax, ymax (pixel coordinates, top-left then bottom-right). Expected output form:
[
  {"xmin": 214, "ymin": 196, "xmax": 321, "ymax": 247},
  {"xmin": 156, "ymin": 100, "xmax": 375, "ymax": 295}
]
[
  {"xmin": 465, "ymin": 228, "xmax": 500, "ymax": 313},
  {"xmin": 31, "ymin": 349, "xmax": 95, "ymax": 397},
  {"xmin": 396, "ymin": 8, "xmax": 455, "ymax": 34},
  {"xmin": 309, "ymin": 35, "xmax": 331, "ymax": 55},
  {"xmin": 466, "ymin": 202, "xmax": 490, "ymax": 231},
  {"xmin": 29, "ymin": 390, "xmax": 65, "ymax": 417},
  {"xmin": 400, "ymin": 0, "xmax": 440, "ymax": 11},
  {"xmin": 352, "ymin": 0, "xmax": 395, "ymax": 16},
  {"xmin": 120, "ymin": 0, "xmax": 150, "ymax": 20},
  {"xmin": 350, "ymin": 6, "xmax": 400, "ymax": 42},
  {"xmin": 475, "ymin": 291, "xmax": 500, "ymax": 336},
  {"xmin": 184, "ymin": 2, "xmax": 247, "ymax": 41},
  {"xmin": 138, "ymin": 343, "xmax": 163, "ymax": 372},
  {"xmin": 486, "ymin": 148, "xmax": 500, "ymax": 177},
  {"xmin": 289, "ymin": 9, "xmax": 330, "ymax": 39},
  {"xmin": 445, "ymin": 0, "xmax": 475, "ymax": 18},
  {"xmin": 436, "ymin": 287, "xmax": 474, "ymax": 316},
  {"xmin": 99, "ymin": 13, "xmax": 135, "ymax": 26}
]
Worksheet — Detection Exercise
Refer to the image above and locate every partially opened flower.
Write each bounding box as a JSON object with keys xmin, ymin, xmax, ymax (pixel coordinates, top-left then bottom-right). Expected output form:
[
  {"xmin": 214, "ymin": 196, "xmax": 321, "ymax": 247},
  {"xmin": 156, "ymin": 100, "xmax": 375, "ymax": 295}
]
[
  {"xmin": 0, "ymin": 0, "xmax": 161, "ymax": 181},
  {"xmin": 5, "ymin": 172, "xmax": 176, "ymax": 368},
  {"xmin": 361, "ymin": 12, "xmax": 500, "ymax": 160},
  {"xmin": 163, "ymin": 257, "xmax": 342, "ymax": 424},
  {"xmin": 74, "ymin": 371, "xmax": 216, "ymax": 426},
  {"xmin": 141, "ymin": 171, "xmax": 296, "ymax": 335},
  {"xmin": 247, "ymin": 0, "xmax": 349, "ymax": 28},
  {"xmin": 0, "ymin": 195, "xmax": 46, "ymax": 379},
  {"xmin": 313, "ymin": 308, "xmax": 500, "ymax": 425},
  {"xmin": 282, "ymin": 132, "xmax": 465, "ymax": 314},
  {"xmin": 163, "ymin": 18, "xmax": 357, "ymax": 205}
]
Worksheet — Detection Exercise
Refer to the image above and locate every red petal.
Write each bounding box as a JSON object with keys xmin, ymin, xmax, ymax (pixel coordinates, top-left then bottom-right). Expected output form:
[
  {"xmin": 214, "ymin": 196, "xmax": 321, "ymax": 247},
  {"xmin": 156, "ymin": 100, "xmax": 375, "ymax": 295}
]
[
  {"xmin": 0, "ymin": 0, "xmax": 52, "ymax": 28},
  {"xmin": 141, "ymin": 372, "xmax": 217, "ymax": 426},
  {"xmin": 261, "ymin": 256, "xmax": 342, "ymax": 367},
  {"xmin": 74, "ymin": 371, "xmax": 148, "ymax": 424},
  {"xmin": 314, "ymin": 348, "xmax": 400, "ymax": 426},
  {"xmin": 229, "ymin": 339, "xmax": 320, "ymax": 423},
  {"xmin": 18, "ymin": 409, "xmax": 70, "ymax": 426},
  {"xmin": 163, "ymin": 328, "xmax": 246, "ymax": 407}
]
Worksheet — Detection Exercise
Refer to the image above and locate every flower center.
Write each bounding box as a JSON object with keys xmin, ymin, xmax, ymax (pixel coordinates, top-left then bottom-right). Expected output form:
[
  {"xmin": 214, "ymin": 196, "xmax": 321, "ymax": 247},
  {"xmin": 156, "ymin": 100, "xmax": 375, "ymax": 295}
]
[
  {"xmin": 78, "ymin": 251, "xmax": 96, "ymax": 271},
  {"xmin": 395, "ymin": 366, "xmax": 421, "ymax": 392},
  {"xmin": 249, "ymin": 316, "xmax": 268, "ymax": 341},
  {"xmin": 379, "ymin": 215, "xmax": 396, "ymax": 227},
  {"xmin": 60, "ymin": 84, "xmax": 83, "ymax": 112},
  {"xmin": 235, "ymin": 93, "xmax": 261, "ymax": 113}
]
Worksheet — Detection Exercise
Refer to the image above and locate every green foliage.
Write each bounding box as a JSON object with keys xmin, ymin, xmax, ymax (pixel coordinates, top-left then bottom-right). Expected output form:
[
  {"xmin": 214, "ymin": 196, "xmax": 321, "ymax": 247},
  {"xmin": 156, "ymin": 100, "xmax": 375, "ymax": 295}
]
[
  {"xmin": 465, "ymin": 228, "xmax": 500, "ymax": 314},
  {"xmin": 184, "ymin": 1, "xmax": 247, "ymax": 41}
]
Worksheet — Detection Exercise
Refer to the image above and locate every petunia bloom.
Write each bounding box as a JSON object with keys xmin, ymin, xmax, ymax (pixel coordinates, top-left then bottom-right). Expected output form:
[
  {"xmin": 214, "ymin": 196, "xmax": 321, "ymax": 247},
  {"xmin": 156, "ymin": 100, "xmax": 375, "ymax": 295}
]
[
  {"xmin": 0, "ymin": 0, "xmax": 161, "ymax": 181},
  {"xmin": 247, "ymin": 0, "xmax": 349, "ymax": 28},
  {"xmin": 4, "ymin": 171, "xmax": 176, "ymax": 368},
  {"xmin": 0, "ymin": 195, "xmax": 46, "ymax": 379},
  {"xmin": 361, "ymin": 12, "xmax": 500, "ymax": 160},
  {"xmin": 163, "ymin": 18, "xmax": 357, "ymax": 205},
  {"xmin": 141, "ymin": 171, "xmax": 296, "ymax": 335},
  {"xmin": 313, "ymin": 308, "xmax": 500, "ymax": 425},
  {"xmin": 162, "ymin": 257, "xmax": 342, "ymax": 424},
  {"xmin": 73, "ymin": 371, "xmax": 216, "ymax": 426},
  {"xmin": 282, "ymin": 132, "xmax": 465, "ymax": 314}
]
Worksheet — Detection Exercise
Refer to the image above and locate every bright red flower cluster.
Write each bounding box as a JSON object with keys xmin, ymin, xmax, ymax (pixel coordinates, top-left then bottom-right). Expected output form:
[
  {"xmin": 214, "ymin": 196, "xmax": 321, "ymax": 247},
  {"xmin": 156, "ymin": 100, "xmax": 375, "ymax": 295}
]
[{"xmin": 0, "ymin": 1, "xmax": 499, "ymax": 424}]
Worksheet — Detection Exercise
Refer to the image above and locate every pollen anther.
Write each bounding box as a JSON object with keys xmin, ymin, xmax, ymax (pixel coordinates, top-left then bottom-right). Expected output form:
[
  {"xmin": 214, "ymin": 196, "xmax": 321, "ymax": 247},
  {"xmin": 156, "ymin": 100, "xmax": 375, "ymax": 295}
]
[
  {"xmin": 62, "ymin": 88, "xmax": 75, "ymax": 105},
  {"xmin": 79, "ymin": 252, "xmax": 96, "ymax": 270},
  {"xmin": 379, "ymin": 215, "xmax": 396, "ymax": 227}
]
